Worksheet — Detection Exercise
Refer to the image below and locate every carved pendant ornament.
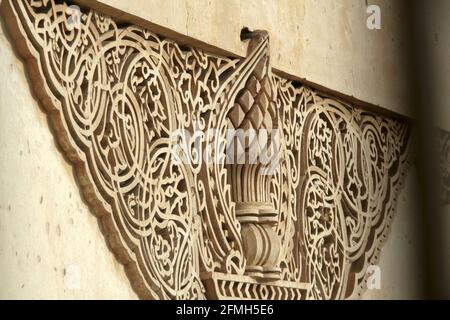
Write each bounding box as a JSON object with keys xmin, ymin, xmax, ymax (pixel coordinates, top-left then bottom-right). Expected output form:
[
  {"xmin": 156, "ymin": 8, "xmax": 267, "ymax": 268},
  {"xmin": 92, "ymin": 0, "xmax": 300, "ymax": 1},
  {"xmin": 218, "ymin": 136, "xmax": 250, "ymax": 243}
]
[{"xmin": 1, "ymin": 0, "xmax": 412, "ymax": 300}]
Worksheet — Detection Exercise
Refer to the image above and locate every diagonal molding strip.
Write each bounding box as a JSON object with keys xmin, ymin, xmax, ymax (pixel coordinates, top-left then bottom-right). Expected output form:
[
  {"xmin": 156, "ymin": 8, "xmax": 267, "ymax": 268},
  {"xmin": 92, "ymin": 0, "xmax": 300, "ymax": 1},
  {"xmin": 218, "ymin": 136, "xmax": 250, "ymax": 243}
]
[
  {"xmin": 0, "ymin": 0, "xmax": 412, "ymax": 299},
  {"xmin": 75, "ymin": 0, "xmax": 409, "ymax": 120}
]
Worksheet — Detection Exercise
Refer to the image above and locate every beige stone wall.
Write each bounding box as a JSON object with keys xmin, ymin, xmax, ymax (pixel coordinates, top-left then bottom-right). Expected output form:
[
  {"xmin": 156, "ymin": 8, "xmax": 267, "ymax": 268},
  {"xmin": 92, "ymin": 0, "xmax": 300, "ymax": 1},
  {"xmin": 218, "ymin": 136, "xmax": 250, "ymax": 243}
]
[
  {"xmin": 82, "ymin": 0, "xmax": 411, "ymax": 117},
  {"xmin": 361, "ymin": 168, "xmax": 423, "ymax": 299},
  {"xmin": 425, "ymin": 0, "xmax": 450, "ymax": 131},
  {"xmin": 0, "ymin": 22, "xmax": 137, "ymax": 299},
  {"xmin": 0, "ymin": 0, "xmax": 426, "ymax": 299}
]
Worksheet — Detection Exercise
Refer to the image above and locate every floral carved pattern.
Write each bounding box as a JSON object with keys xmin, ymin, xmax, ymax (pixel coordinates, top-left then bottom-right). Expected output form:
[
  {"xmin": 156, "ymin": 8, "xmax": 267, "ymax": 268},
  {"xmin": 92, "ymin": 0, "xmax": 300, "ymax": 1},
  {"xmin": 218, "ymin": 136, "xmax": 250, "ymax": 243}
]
[{"xmin": 0, "ymin": 0, "xmax": 411, "ymax": 300}]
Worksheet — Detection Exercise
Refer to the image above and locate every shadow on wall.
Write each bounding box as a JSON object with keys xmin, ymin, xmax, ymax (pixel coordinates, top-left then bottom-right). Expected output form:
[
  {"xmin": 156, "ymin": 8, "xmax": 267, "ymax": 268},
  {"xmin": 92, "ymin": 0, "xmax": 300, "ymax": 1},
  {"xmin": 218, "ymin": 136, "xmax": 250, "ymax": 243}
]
[{"xmin": 405, "ymin": 0, "xmax": 450, "ymax": 299}]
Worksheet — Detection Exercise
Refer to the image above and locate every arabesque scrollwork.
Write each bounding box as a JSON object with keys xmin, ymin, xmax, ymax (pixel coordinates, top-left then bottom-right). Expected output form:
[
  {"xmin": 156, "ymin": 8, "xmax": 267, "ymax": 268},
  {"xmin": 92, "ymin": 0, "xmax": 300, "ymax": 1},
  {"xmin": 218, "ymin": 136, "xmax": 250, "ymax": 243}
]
[{"xmin": 0, "ymin": 0, "xmax": 411, "ymax": 300}]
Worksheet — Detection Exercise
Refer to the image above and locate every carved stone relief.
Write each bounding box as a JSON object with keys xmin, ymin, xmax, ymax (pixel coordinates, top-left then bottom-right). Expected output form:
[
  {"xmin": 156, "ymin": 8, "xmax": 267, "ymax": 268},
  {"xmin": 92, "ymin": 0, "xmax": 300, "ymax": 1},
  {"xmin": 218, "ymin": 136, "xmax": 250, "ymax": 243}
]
[
  {"xmin": 439, "ymin": 129, "xmax": 450, "ymax": 205},
  {"xmin": 0, "ymin": 0, "xmax": 412, "ymax": 299}
]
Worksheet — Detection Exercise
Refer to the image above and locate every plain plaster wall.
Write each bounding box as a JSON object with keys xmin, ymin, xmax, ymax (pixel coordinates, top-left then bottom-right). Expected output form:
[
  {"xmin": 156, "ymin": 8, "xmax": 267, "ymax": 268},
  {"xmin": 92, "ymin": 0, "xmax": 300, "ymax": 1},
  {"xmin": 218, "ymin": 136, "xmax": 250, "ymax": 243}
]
[
  {"xmin": 80, "ymin": 0, "xmax": 412, "ymax": 117},
  {"xmin": 361, "ymin": 168, "xmax": 423, "ymax": 299},
  {"xmin": 0, "ymin": 0, "xmax": 426, "ymax": 299},
  {"xmin": 424, "ymin": 0, "xmax": 450, "ymax": 131},
  {"xmin": 0, "ymin": 21, "xmax": 137, "ymax": 299}
]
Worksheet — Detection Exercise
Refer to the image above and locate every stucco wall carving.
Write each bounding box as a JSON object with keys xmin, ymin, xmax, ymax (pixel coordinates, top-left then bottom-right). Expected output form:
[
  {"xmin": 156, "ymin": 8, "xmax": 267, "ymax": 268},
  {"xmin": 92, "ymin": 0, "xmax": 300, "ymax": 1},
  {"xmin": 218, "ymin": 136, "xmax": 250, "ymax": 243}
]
[
  {"xmin": 439, "ymin": 129, "xmax": 450, "ymax": 205},
  {"xmin": 0, "ymin": 0, "xmax": 411, "ymax": 300}
]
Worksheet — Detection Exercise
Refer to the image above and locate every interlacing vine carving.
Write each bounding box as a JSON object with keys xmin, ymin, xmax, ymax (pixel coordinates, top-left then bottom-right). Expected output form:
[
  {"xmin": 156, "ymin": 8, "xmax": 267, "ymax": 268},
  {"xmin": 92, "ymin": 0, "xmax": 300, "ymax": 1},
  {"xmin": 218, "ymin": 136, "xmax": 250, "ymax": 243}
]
[{"xmin": 0, "ymin": 0, "xmax": 411, "ymax": 300}]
